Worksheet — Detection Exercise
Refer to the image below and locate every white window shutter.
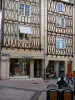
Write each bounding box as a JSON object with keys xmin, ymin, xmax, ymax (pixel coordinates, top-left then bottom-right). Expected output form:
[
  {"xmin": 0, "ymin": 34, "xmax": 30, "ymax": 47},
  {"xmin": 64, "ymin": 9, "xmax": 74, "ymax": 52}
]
[
  {"xmin": 29, "ymin": 5, "xmax": 32, "ymax": 16},
  {"xmin": 24, "ymin": 5, "xmax": 25, "ymax": 16},
  {"xmin": 56, "ymin": 16, "xmax": 61, "ymax": 27}
]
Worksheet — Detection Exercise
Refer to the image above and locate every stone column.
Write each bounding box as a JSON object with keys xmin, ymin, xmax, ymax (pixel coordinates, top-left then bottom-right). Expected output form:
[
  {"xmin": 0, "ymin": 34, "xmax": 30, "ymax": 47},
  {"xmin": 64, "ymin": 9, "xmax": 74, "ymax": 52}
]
[
  {"xmin": 30, "ymin": 59, "xmax": 34, "ymax": 78},
  {"xmin": 1, "ymin": 54, "xmax": 10, "ymax": 79},
  {"xmin": 54, "ymin": 61, "xmax": 59, "ymax": 78},
  {"xmin": 6, "ymin": 58, "xmax": 10, "ymax": 79},
  {"xmin": 73, "ymin": 58, "xmax": 75, "ymax": 71}
]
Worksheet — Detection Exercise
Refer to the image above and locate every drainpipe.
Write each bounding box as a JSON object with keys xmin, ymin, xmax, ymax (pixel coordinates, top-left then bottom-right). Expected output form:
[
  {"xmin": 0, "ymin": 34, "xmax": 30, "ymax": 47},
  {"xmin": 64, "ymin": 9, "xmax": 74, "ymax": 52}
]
[{"xmin": 43, "ymin": 0, "xmax": 47, "ymax": 80}]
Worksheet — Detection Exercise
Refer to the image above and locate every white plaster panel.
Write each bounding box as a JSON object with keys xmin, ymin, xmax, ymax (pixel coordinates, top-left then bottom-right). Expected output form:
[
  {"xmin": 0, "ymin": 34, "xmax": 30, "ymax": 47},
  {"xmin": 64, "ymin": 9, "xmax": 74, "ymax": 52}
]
[
  {"xmin": 1, "ymin": 60, "xmax": 7, "ymax": 79},
  {"xmin": 30, "ymin": 59, "xmax": 34, "ymax": 78}
]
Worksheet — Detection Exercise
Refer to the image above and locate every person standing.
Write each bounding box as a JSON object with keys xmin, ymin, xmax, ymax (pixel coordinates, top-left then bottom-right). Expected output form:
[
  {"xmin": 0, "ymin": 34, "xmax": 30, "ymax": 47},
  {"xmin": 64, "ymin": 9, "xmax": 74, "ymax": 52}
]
[
  {"xmin": 67, "ymin": 72, "xmax": 73, "ymax": 84},
  {"xmin": 57, "ymin": 76, "xmax": 67, "ymax": 89}
]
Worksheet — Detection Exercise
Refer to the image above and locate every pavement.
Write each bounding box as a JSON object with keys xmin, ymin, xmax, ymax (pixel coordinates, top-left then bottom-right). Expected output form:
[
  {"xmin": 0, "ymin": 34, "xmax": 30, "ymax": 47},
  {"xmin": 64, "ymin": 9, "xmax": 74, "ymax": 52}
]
[{"xmin": 0, "ymin": 79, "xmax": 74, "ymax": 100}]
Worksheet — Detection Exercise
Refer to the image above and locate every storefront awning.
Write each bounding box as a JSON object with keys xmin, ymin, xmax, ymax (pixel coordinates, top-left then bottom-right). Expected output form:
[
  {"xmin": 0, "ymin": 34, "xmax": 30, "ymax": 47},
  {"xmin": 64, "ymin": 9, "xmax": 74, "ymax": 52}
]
[{"xmin": 19, "ymin": 26, "xmax": 32, "ymax": 34}]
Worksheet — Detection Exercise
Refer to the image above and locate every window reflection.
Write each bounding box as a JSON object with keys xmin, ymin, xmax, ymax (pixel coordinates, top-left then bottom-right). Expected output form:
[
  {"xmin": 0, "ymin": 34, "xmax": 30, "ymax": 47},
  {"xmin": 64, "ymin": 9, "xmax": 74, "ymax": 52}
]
[{"xmin": 10, "ymin": 58, "xmax": 30, "ymax": 76}]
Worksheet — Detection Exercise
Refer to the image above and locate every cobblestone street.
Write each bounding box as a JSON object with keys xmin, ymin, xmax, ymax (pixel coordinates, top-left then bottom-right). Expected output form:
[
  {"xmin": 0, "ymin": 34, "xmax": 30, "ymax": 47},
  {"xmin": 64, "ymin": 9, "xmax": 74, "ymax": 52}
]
[{"xmin": 0, "ymin": 79, "xmax": 74, "ymax": 100}]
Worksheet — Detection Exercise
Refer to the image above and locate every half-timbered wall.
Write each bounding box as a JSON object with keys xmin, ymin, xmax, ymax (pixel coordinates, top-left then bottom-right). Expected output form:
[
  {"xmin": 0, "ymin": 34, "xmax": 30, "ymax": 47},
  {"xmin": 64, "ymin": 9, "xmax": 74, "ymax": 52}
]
[
  {"xmin": 47, "ymin": 0, "xmax": 73, "ymax": 56},
  {"xmin": 2, "ymin": 0, "xmax": 41, "ymax": 50}
]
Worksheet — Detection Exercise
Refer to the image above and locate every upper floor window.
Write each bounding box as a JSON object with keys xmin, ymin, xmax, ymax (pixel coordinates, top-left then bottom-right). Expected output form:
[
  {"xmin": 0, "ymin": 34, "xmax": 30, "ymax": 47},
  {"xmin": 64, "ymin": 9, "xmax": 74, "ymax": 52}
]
[
  {"xmin": 19, "ymin": 33, "xmax": 29, "ymax": 40},
  {"xmin": 57, "ymin": 2, "xmax": 64, "ymax": 12},
  {"xmin": 18, "ymin": 3, "xmax": 31, "ymax": 17},
  {"xmin": 56, "ymin": 16, "xmax": 66, "ymax": 28},
  {"xmin": 56, "ymin": 37, "xmax": 66, "ymax": 49},
  {"xmin": 18, "ymin": 26, "xmax": 32, "ymax": 41}
]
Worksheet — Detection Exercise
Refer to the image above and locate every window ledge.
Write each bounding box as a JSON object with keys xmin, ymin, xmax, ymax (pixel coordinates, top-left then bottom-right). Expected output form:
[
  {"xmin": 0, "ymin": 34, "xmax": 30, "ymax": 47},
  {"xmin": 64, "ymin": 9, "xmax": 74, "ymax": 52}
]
[{"xmin": 17, "ymin": 39, "xmax": 31, "ymax": 42}]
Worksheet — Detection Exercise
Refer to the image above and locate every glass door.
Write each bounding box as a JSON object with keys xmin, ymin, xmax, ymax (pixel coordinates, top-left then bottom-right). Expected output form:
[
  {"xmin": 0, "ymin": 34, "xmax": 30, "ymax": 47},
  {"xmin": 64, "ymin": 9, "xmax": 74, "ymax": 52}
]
[
  {"xmin": 59, "ymin": 61, "xmax": 65, "ymax": 77},
  {"xmin": 34, "ymin": 59, "xmax": 42, "ymax": 78}
]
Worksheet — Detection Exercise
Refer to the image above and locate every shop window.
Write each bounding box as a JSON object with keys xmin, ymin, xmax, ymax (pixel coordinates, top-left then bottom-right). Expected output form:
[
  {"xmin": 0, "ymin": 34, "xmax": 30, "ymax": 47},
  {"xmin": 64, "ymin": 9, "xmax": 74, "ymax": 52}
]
[{"xmin": 10, "ymin": 58, "xmax": 30, "ymax": 77}]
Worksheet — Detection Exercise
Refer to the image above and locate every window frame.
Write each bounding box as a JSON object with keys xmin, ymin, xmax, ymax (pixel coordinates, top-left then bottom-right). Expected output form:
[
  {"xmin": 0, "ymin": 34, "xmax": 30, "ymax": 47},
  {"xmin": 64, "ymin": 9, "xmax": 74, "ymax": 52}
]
[
  {"xmin": 56, "ymin": 16, "xmax": 66, "ymax": 28},
  {"xmin": 18, "ymin": 3, "xmax": 31, "ymax": 17},
  {"xmin": 56, "ymin": 2, "xmax": 64, "ymax": 12},
  {"xmin": 17, "ymin": 25, "xmax": 32, "ymax": 42},
  {"xmin": 56, "ymin": 37, "xmax": 66, "ymax": 49},
  {"xmin": 18, "ymin": 32, "xmax": 30, "ymax": 41}
]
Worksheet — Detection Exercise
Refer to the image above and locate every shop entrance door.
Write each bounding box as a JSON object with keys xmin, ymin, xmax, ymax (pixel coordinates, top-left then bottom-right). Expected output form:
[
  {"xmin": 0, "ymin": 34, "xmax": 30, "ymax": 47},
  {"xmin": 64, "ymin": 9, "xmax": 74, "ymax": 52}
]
[
  {"xmin": 46, "ymin": 61, "xmax": 54, "ymax": 79},
  {"xmin": 67, "ymin": 62, "xmax": 72, "ymax": 73},
  {"xmin": 59, "ymin": 61, "xmax": 65, "ymax": 77},
  {"xmin": 34, "ymin": 59, "xmax": 42, "ymax": 78}
]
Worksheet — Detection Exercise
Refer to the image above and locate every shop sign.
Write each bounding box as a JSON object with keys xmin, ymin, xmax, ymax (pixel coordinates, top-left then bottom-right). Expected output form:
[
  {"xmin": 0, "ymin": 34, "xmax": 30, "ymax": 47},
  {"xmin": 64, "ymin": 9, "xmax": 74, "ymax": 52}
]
[{"xmin": 2, "ymin": 54, "xmax": 8, "ymax": 56}]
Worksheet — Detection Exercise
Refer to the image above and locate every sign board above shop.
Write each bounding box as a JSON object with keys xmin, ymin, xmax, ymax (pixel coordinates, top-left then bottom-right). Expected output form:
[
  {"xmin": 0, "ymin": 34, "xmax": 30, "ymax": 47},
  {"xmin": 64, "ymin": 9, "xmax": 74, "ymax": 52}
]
[{"xmin": 2, "ymin": 53, "xmax": 9, "ymax": 56}]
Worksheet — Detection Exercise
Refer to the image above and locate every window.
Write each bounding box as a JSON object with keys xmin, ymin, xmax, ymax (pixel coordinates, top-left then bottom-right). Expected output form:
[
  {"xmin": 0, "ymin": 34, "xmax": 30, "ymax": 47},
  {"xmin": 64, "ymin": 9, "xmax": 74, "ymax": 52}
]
[
  {"xmin": 0, "ymin": 11, "xmax": 2, "ymax": 30},
  {"xmin": 18, "ymin": 26, "xmax": 32, "ymax": 41},
  {"xmin": 56, "ymin": 16, "xmax": 66, "ymax": 28},
  {"xmin": 25, "ymin": 5, "xmax": 30, "ymax": 16},
  {"xmin": 57, "ymin": 2, "xmax": 64, "ymax": 12},
  {"xmin": 19, "ymin": 4, "xmax": 25, "ymax": 15},
  {"xmin": 18, "ymin": 3, "xmax": 31, "ymax": 17},
  {"xmin": 56, "ymin": 37, "xmax": 66, "ymax": 49},
  {"xmin": 19, "ymin": 33, "xmax": 23, "ymax": 40},
  {"xmin": 19, "ymin": 33, "xmax": 29, "ymax": 40}
]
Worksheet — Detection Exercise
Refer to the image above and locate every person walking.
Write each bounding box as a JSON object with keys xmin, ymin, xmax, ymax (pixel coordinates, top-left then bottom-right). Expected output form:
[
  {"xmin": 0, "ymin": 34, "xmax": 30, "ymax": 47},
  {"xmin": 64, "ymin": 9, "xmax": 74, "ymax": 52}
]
[{"xmin": 72, "ymin": 71, "xmax": 75, "ymax": 85}]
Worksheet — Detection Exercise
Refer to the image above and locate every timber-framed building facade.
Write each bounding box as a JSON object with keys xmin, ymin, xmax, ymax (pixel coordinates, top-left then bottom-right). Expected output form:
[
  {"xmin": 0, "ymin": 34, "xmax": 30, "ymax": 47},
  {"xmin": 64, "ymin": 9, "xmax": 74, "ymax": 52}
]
[{"xmin": 0, "ymin": 0, "xmax": 74, "ymax": 79}]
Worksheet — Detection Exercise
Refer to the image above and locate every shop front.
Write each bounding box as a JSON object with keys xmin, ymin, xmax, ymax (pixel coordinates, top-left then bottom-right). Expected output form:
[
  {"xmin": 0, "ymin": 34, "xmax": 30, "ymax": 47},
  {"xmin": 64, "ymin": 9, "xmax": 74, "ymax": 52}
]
[
  {"xmin": 10, "ymin": 58, "xmax": 30, "ymax": 78},
  {"xmin": 46, "ymin": 61, "xmax": 65, "ymax": 79},
  {"xmin": 10, "ymin": 58, "xmax": 42, "ymax": 79}
]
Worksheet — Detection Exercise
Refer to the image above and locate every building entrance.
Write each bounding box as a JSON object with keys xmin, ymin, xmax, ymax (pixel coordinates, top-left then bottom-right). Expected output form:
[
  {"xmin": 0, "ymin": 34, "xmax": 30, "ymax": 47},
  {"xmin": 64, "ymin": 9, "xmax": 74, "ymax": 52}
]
[
  {"xmin": 46, "ymin": 61, "xmax": 55, "ymax": 79},
  {"xmin": 34, "ymin": 59, "xmax": 42, "ymax": 78},
  {"xmin": 46, "ymin": 61, "xmax": 65, "ymax": 79},
  {"xmin": 59, "ymin": 61, "xmax": 65, "ymax": 77},
  {"xmin": 10, "ymin": 58, "xmax": 30, "ymax": 77}
]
